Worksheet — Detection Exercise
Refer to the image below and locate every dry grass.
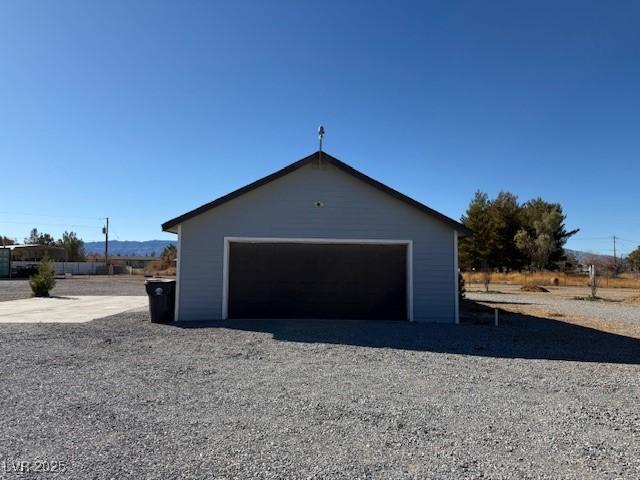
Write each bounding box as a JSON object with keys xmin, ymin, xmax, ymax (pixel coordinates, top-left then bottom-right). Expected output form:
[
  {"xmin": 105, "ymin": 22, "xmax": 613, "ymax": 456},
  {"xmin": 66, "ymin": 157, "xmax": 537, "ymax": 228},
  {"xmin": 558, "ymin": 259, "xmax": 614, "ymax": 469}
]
[
  {"xmin": 153, "ymin": 267, "xmax": 176, "ymax": 276},
  {"xmin": 129, "ymin": 266, "xmax": 176, "ymax": 276},
  {"xmin": 625, "ymin": 295, "xmax": 640, "ymax": 305},
  {"xmin": 144, "ymin": 259, "xmax": 176, "ymax": 276},
  {"xmin": 471, "ymin": 298, "xmax": 640, "ymax": 339},
  {"xmin": 463, "ymin": 271, "xmax": 640, "ymax": 289}
]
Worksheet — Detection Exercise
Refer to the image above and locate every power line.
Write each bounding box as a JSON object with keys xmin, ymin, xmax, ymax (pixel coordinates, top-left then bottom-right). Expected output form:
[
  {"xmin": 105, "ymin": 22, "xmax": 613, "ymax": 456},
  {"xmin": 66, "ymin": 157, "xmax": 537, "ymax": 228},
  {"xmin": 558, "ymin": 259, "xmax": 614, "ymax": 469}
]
[
  {"xmin": 617, "ymin": 237, "xmax": 640, "ymax": 245},
  {"xmin": 567, "ymin": 239, "xmax": 613, "ymax": 244},
  {"xmin": 2, "ymin": 220, "xmax": 103, "ymax": 229},
  {"xmin": 569, "ymin": 237, "xmax": 612, "ymax": 241},
  {"xmin": 0, "ymin": 211, "xmax": 105, "ymax": 220}
]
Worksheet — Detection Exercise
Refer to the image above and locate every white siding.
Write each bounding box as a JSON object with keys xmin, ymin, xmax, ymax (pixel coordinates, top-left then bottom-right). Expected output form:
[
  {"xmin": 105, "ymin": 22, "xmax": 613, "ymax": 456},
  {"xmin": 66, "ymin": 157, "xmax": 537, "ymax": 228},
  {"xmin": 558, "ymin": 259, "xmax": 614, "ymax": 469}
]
[
  {"xmin": 177, "ymin": 161, "xmax": 457, "ymax": 323},
  {"xmin": 12, "ymin": 261, "xmax": 105, "ymax": 275}
]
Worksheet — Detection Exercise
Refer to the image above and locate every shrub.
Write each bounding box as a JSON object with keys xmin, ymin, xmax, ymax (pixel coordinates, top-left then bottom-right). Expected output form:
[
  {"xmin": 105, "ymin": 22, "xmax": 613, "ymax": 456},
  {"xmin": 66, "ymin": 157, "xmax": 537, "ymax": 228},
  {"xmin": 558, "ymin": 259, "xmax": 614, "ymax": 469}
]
[
  {"xmin": 29, "ymin": 255, "xmax": 56, "ymax": 297},
  {"xmin": 458, "ymin": 272, "xmax": 466, "ymax": 300},
  {"xmin": 520, "ymin": 285, "xmax": 550, "ymax": 293}
]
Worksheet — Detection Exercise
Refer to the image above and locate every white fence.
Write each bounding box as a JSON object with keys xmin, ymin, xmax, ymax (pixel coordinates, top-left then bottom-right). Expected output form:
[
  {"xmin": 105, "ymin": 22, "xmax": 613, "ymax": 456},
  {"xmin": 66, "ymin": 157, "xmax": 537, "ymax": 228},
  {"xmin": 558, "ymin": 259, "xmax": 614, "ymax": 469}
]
[{"xmin": 12, "ymin": 261, "xmax": 106, "ymax": 275}]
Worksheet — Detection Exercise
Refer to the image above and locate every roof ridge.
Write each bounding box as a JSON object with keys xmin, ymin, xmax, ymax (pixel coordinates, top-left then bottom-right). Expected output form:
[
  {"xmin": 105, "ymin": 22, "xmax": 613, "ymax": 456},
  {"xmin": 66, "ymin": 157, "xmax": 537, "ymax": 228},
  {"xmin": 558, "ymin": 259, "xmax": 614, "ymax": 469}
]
[{"xmin": 162, "ymin": 151, "xmax": 471, "ymax": 236}]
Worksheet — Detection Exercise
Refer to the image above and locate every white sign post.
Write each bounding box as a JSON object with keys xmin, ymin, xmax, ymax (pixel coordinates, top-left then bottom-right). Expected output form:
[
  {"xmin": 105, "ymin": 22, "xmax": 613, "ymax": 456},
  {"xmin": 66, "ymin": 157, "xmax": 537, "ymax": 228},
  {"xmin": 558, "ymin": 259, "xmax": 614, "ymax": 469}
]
[{"xmin": 589, "ymin": 264, "xmax": 597, "ymax": 298}]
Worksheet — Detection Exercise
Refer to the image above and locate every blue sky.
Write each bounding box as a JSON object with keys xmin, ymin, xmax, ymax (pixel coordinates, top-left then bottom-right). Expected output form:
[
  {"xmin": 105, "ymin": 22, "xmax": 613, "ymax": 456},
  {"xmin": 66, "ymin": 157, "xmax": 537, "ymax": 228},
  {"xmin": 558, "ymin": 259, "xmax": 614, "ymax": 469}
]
[{"xmin": 1, "ymin": 1, "xmax": 639, "ymax": 256}]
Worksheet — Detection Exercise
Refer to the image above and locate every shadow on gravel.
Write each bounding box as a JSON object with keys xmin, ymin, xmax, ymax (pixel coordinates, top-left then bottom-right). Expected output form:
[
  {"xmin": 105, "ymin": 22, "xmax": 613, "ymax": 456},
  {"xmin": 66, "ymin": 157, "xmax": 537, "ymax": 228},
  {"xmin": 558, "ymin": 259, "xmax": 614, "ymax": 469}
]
[
  {"xmin": 173, "ymin": 301, "xmax": 640, "ymax": 364},
  {"xmin": 473, "ymin": 300, "xmax": 536, "ymax": 305}
]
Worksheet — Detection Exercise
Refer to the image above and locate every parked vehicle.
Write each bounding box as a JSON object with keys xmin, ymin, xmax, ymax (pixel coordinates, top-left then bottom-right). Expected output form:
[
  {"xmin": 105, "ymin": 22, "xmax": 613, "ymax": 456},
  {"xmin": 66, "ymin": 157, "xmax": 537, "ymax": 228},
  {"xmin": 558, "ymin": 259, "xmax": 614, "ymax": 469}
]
[{"xmin": 12, "ymin": 264, "xmax": 39, "ymax": 278}]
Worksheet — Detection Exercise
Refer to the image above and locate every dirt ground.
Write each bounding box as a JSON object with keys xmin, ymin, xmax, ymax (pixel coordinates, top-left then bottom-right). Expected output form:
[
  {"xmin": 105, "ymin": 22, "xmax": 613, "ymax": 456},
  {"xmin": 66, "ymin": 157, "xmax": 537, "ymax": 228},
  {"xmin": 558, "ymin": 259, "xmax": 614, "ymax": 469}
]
[
  {"xmin": 1, "ymin": 279, "xmax": 639, "ymax": 478},
  {"xmin": 467, "ymin": 282, "xmax": 639, "ymax": 301},
  {"xmin": 2, "ymin": 310, "xmax": 640, "ymax": 479},
  {"xmin": 0, "ymin": 275, "xmax": 150, "ymax": 302},
  {"xmin": 466, "ymin": 283, "xmax": 640, "ymax": 338}
]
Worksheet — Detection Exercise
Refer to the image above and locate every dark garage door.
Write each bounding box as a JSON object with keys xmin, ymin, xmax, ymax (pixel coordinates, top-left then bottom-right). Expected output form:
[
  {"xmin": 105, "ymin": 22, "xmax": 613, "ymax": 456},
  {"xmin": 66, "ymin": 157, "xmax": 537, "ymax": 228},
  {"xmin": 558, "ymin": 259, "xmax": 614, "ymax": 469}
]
[{"xmin": 228, "ymin": 242, "xmax": 407, "ymax": 320}]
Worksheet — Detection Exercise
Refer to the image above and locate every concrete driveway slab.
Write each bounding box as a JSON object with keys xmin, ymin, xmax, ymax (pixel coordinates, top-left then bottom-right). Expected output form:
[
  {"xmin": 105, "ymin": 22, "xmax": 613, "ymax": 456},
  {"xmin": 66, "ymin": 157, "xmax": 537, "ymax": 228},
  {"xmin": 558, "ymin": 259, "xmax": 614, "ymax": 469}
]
[{"xmin": 0, "ymin": 296, "xmax": 148, "ymax": 323}]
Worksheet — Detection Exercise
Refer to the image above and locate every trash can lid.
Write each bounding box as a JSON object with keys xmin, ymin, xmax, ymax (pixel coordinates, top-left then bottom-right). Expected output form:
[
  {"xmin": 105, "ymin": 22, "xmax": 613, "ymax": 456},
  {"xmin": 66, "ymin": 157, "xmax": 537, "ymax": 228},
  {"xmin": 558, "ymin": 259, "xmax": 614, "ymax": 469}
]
[{"xmin": 144, "ymin": 278, "xmax": 176, "ymax": 284}]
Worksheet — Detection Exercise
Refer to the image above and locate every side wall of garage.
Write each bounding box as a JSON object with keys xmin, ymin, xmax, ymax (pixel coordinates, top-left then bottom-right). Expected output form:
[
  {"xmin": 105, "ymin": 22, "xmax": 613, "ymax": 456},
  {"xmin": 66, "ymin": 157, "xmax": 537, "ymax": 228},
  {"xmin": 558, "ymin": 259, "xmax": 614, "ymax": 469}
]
[{"xmin": 176, "ymin": 161, "xmax": 457, "ymax": 323}]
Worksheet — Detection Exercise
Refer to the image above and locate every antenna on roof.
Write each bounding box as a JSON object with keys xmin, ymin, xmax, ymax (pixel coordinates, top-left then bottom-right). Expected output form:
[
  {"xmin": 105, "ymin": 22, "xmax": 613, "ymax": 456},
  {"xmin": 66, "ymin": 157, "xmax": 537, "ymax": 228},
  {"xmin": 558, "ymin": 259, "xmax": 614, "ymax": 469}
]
[{"xmin": 318, "ymin": 125, "xmax": 325, "ymax": 152}]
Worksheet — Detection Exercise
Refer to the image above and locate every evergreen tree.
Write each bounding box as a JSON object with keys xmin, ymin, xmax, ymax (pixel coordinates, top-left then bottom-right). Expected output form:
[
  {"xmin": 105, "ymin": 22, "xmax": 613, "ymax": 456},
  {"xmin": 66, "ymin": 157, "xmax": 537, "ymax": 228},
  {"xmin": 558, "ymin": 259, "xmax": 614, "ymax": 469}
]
[
  {"xmin": 29, "ymin": 255, "xmax": 56, "ymax": 297},
  {"xmin": 488, "ymin": 192, "xmax": 523, "ymax": 270},
  {"xmin": 516, "ymin": 199, "xmax": 578, "ymax": 270},
  {"xmin": 56, "ymin": 231, "xmax": 86, "ymax": 261},
  {"xmin": 459, "ymin": 192, "xmax": 578, "ymax": 271},
  {"xmin": 459, "ymin": 191, "xmax": 495, "ymax": 270},
  {"xmin": 628, "ymin": 246, "xmax": 640, "ymax": 271},
  {"xmin": 25, "ymin": 228, "xmax": 56, "ymax": 246},
  {"xmin": 0, "ymin": 236, "xmax": 16, "ymax": 246}
]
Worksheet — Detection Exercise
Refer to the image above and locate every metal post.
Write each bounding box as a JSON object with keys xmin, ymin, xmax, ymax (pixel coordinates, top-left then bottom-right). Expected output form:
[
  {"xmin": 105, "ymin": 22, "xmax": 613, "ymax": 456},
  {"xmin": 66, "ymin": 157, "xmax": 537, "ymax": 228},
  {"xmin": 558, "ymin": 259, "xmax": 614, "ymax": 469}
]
[
  {"xmin": 103, "ymin": 217, "xmax": 109, "ymax": 274},
  {"xmin": 494, "ymin": 308, "xmax": 499, "ymax": 327},
  {"xmin": 318, "ymin": 125, "xmax": 324, "ymax": 152}
]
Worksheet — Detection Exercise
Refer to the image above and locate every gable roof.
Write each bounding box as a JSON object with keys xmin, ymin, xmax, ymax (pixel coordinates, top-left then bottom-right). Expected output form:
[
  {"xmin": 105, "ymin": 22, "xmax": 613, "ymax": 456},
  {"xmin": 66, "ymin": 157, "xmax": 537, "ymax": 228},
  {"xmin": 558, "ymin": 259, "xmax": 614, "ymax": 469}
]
[{"xmin": 162, "ymin": 151, "xmax": 472, "ymax": 236}]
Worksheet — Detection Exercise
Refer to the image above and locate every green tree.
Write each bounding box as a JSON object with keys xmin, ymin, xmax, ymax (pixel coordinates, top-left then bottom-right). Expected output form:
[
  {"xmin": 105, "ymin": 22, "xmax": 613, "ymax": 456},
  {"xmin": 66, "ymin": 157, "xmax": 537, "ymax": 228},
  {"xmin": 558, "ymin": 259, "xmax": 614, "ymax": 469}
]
[
  {"xmin": 459, "ymin": 191, "xmax": 495, "ymax": 270},
  {"xmin": 1, "ymin": 236, "xmax": 16, "ymax": 246},
  {"xmin": 460, "ymin": 191, "xmax": 523, "ymax": 270},
  {"xmin": 56, "ymin": 231, "xmax": 86, "ymax": 261},
  {"xmin": 488, "ymin": 192, "xmax": 523, "ymax": 270},
  {"xmin": 25, "ymin": 228, "xmax": 39, "ymax": 244},
  {"xmin": 29, "ymin": 255, "xmax": 56, "ymax": 297},
  {"xmin": 628, "ymin": 246, "xmax": 640, "ymax": 271},
  {"xmin": 25, "ymin": 228, "xmax": 56, "ymax": 246},
  {"xmin": 515, "ymin": 199, "xmax": 578, "ymax": 270},
  {"xmin": 459, "ymin": 192, "xmax": 577, "ymax": 272}
]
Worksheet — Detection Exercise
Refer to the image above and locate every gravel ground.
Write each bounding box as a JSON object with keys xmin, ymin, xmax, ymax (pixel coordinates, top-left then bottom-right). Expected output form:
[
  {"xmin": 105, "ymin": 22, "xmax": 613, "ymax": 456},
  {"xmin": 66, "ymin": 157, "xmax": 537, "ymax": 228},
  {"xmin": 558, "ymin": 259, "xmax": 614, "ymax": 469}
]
[
  {"xmin": 1, "ymin": 310, "xmax": 640, "ymax": 479},
  {"xmin": 467, "ymin": 289, "xmax": 640, "ymax": 332},
  {"xmin": 0, "ymin": 276, "xmax": 148, "ymax": 302}
]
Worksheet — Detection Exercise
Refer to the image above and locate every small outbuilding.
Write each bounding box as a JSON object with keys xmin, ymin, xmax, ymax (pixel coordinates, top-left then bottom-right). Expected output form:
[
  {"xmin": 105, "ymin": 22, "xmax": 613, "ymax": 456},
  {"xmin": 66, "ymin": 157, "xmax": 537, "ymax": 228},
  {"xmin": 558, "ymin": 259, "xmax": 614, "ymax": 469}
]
[
  {"xmin": 7, "ymin": 244, "xmax": 66, "ymax": 262},
  {"xmin": 162, "ymin": 151, "xmax": 471, "ymax": 323}
]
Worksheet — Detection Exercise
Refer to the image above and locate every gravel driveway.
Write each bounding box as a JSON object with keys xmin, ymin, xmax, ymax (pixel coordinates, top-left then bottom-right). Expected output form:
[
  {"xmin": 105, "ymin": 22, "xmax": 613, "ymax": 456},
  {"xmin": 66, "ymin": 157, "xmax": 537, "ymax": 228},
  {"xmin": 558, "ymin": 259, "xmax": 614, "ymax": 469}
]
[
  {"xmin": 467, "ymin": 290, "xmax": 640, "ymax": 333},
  {"xmin": 1, "ymin": 311, "xmax": 639, "ymax": 479},
  {"xmin": 0, "ymin": 276, "xmax": 147, "ymax": 302}
]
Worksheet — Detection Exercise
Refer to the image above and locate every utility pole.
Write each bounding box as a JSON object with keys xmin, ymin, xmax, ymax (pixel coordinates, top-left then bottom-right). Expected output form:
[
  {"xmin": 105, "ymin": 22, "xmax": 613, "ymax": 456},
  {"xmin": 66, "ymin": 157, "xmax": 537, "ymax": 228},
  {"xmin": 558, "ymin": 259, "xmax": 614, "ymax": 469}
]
[
  {"xmin": 612, "ymin": 235, "xmax": 620, "ymax": 277},
  {"xmin": 103, "ymin": 218, "xmax": 109, "ymax": 269}
]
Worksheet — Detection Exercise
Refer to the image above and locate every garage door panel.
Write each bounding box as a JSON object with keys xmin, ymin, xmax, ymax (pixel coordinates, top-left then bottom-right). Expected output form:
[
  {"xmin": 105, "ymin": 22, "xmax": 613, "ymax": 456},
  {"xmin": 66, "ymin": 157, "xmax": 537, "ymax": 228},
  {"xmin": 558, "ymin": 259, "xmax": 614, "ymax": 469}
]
[{"xmin": 228, "ymin": 242, "xmax": 407, "ymax": 320}]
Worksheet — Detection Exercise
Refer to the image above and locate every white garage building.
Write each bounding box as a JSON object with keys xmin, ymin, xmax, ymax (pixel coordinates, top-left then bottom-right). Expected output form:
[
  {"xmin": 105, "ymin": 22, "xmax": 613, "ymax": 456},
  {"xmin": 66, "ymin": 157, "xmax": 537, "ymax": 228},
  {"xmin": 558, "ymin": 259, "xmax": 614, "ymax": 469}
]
[{"xmin": 162, "ymin": 151, "xmax": 471, "ymax": 323}]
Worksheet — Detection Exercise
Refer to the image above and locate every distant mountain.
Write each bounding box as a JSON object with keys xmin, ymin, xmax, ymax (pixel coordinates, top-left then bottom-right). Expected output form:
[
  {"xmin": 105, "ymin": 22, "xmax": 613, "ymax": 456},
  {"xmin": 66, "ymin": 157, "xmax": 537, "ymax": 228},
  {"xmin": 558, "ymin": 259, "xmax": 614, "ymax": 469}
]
[
  {"xmin": 565, "ymin": 249, "xmax": 615, "ymax": 264},
  {"xmin": 84, "ymin": 240, "xmax": 176, "ymax": 257}
]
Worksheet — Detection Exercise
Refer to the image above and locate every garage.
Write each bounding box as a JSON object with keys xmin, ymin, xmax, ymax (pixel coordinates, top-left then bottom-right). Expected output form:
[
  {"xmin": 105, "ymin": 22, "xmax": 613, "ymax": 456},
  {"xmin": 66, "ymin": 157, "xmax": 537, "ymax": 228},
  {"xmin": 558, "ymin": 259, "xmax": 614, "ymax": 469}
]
[
  {"xmin": 227, "ymin": 241, "xmax": 408, "ymax": 320},
  {"xmin": 163, "ymin": 150, "xmax": 471, "ymax": 323}
]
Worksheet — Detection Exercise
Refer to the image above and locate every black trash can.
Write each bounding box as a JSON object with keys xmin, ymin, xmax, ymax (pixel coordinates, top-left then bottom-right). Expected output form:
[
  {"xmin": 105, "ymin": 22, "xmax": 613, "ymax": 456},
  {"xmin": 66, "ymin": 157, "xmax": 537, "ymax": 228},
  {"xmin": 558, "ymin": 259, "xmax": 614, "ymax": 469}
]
[{"xmin": 145, "ymin": 278, "xmax": 176, "ymax": 323}]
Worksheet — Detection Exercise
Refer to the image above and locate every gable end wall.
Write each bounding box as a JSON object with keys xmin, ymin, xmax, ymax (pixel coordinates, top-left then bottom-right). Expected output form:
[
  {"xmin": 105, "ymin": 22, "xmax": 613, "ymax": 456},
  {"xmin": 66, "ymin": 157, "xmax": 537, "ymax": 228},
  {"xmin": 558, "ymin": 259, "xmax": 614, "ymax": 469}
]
[{"xmin": 177, "ymin": 162, "xmax": 456, "ymax": 323}]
